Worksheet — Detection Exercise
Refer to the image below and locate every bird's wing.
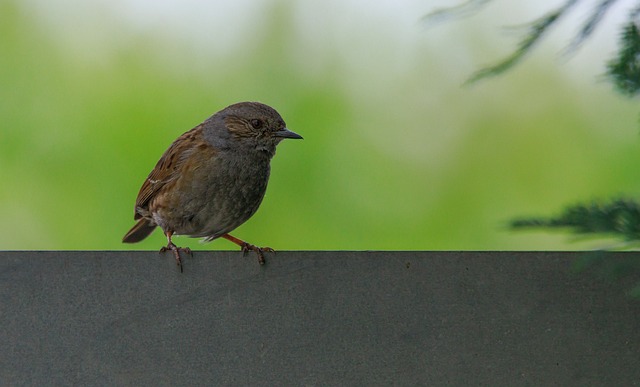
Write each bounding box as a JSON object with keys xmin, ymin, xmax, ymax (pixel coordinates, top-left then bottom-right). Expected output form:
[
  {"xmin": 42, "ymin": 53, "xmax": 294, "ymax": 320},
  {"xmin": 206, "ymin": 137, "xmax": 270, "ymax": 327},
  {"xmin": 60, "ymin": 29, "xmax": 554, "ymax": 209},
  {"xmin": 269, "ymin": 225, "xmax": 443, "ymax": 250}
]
[{"xmin": 133, "ymin": 124, "xmax": 204, "ymax": 219}]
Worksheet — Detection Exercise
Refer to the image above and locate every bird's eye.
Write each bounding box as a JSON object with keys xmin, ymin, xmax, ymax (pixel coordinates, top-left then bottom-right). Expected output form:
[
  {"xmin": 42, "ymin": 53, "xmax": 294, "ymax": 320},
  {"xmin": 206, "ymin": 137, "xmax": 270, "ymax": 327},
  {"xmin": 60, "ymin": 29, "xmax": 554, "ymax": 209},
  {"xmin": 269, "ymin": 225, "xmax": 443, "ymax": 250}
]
[{"xmin": 250, "ymin": 119, "xmax": 263, "ymax": 129}]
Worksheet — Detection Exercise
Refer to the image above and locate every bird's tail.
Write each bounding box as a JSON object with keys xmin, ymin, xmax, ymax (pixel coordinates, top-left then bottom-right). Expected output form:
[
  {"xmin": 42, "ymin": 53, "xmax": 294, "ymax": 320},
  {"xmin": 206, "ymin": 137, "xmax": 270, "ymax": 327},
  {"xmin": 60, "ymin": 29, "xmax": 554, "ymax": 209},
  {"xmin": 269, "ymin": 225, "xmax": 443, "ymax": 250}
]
[{"xmin": 122, "ymin": 218, "xmax": 157, "ymax": 243}]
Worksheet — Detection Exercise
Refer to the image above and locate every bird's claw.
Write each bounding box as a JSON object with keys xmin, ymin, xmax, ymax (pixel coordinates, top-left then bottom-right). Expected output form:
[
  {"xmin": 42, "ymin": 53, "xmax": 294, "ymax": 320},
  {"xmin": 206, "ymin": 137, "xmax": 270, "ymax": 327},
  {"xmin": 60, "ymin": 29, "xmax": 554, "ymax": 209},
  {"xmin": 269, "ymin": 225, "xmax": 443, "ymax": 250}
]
[
  {"xmin": 240, "ymin": 243, "xmax": 274, "ymax": 265},
  {"xmin": 160, "ymin": 243, "xmax": 192, "ymax": 272}
]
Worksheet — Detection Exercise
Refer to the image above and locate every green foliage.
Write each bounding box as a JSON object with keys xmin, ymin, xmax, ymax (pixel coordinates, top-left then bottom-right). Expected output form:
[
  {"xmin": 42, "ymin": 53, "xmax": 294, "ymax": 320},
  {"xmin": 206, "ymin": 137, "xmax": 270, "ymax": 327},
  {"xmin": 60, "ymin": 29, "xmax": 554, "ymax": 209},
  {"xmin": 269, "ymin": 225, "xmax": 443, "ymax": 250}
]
[
  {"xmin": 512, "ymin": 199, "xmax": 640, "ymax": 298},
  {"xmin": 607, "ymin": 21, "xmax": 640, "ymax": 97},
  {"xmin": 426, "ymin": 0, "xmax": 640, "ymax": 92},
  {"xmin": 429, "ymin": 1, "xmax": 640, "ymax": 297},
  {"xmin": 512, "ymin": 198, "xmax": 640, "ymax": 241},
  {"xmin": 467, "ymin": 1, "xmax": 578, "ymax": 83},
  {"xmin": 421, "ymin": 0, "xmax": 491, "ymax": 25}
]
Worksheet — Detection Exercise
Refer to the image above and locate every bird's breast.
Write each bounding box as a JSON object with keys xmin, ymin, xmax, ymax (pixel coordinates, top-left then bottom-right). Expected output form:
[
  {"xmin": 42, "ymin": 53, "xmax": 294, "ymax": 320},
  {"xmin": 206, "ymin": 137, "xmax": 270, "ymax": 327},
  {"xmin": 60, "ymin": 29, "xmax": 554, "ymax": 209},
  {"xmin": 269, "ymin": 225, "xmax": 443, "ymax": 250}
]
[{"xmin": 166, "ymin": 151, "xmax": 272, "ymax": 238}]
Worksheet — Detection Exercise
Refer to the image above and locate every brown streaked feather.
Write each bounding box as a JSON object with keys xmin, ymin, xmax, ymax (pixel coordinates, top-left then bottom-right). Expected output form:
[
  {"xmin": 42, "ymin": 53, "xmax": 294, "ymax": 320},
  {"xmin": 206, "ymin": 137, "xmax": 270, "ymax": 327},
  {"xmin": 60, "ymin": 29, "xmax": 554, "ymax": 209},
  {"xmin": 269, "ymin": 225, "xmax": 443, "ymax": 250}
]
[
  {"xmin": 133, "ymin": 124, "xmax": 207, "ymax": 219},
  {"xmin": 224, "ymin": 115, "xmax": 254, "ymax": 138}
]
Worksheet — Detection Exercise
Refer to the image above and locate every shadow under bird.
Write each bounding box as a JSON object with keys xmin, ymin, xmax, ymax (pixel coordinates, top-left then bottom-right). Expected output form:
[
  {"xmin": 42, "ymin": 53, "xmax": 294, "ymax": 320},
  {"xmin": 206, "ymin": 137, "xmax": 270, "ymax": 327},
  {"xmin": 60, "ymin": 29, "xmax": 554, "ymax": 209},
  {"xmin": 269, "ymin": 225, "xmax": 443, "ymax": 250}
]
[{"xmin": 122, "ymin": 102, "xmax": 303, "ymax": 271}]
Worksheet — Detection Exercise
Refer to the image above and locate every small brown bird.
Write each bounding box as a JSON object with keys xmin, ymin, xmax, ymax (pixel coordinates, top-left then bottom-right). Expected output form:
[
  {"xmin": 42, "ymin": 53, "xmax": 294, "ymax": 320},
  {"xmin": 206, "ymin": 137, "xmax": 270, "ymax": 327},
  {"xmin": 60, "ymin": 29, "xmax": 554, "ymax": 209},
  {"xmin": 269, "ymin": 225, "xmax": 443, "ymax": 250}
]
[{"xmin": 122, "ymin": 102, "xmax": 302, "ymax": 271}]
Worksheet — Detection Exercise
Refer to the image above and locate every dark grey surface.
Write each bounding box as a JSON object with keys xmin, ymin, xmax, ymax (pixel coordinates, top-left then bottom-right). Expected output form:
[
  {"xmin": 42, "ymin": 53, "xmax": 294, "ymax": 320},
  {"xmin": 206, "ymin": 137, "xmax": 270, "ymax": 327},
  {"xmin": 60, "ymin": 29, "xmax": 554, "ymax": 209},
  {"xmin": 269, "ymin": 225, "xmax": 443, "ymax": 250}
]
[{"xmin": 1, "ymin": 251, "xmax": 639, "ymax": 386}]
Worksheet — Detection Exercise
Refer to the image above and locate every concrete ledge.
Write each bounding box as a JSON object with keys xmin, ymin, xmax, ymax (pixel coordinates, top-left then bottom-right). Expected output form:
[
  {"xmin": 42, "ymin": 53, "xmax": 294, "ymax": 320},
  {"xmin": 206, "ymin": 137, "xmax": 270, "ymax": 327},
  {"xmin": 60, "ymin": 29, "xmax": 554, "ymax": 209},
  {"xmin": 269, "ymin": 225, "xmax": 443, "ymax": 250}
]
[{"xmin": 2, "ymin": 251, "xmax": 639, "ymax": 385}]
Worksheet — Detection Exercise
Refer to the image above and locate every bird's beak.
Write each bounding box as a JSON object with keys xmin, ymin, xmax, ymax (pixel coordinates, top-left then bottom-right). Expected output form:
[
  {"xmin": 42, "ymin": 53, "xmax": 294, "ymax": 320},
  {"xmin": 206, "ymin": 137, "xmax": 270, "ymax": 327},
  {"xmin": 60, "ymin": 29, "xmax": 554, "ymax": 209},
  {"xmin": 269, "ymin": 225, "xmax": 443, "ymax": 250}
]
[{"xmin": 274, "ymin": 128, "xmax": 303, "ymax": 140}]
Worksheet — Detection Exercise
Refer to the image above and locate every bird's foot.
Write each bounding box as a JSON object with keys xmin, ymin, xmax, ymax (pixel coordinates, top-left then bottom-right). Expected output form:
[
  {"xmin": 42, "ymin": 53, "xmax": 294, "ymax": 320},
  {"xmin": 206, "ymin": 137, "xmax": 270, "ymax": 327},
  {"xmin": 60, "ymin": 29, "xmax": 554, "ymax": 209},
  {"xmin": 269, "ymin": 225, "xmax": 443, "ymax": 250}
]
[
  {"xmin": 240, "ymin": 243, "xmax": 274, "ymax": 265},
  {"xmin": 160, "ymin": 242, "xmax": 192, "ymax": 272},
  {"xmin": 221, "ymin": 234, "xmax": 274, "ymax": 265}
]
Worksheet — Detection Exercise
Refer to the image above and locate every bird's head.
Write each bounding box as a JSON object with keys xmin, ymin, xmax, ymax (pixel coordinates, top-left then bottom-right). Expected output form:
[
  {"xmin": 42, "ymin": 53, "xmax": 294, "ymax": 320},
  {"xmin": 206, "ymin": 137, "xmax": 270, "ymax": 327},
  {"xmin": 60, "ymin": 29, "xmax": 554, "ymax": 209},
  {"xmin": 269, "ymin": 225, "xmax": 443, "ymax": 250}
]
[{"xmin": 206, "ymin": 102, "xmax": 302, "ymax": 156}]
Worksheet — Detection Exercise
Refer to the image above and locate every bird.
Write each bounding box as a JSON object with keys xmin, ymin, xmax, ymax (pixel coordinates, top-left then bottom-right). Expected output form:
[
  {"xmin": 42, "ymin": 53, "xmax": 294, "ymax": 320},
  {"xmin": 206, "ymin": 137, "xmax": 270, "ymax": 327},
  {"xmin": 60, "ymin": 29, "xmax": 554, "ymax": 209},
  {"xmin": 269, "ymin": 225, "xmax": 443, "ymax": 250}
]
[{"xmin": 122, "ymin": 102, "xmax": 302, "ymax": 271}]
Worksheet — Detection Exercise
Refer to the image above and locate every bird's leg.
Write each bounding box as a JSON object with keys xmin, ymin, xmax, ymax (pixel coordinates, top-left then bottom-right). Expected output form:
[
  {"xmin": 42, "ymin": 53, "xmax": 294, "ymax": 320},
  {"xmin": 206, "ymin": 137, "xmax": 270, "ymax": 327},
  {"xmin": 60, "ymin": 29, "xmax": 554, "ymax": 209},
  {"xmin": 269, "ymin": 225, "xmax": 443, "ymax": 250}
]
[
  {"xmin": 222, "ymin": 233, "xmax": 274, "ymax": 265},
  {"xmin": 159, "ymin": 231, "xmax": 191, "ymax": 272}
]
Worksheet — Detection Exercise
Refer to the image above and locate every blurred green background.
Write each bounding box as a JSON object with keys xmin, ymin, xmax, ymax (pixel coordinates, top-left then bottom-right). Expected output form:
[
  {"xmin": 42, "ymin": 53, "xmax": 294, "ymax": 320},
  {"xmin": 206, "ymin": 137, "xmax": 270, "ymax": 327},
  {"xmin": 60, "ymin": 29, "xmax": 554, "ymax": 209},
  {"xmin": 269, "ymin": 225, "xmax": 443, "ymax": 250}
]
[{"xmin": 1, "ymin": 0, "xmax": 638, "ymax": 251}]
